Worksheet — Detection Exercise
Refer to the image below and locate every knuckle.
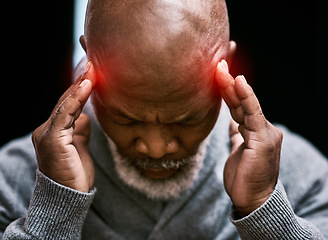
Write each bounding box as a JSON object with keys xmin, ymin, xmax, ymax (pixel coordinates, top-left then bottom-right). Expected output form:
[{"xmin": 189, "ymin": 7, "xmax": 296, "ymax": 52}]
[
  {"xmin": 31, "ymin": 128, "xmax": 40, "ymax": 145},
  {"xmin": 32, "ymin": 123, "xmax": 47, "ymax": 144},
  {"xmin": 271, "ymin": 126, "xmax": 283, "ymax": 143},
  {"xmin": 54, "ymin": 101, "xmax": 66, "ymax": 117},
  {"xmin": 57, "ymin": 96, "xmax": 82, "ymax": 117},
  {"xmin": 32, "ymin": 129, "xmax": 48, "ymax": 148},
  {"xmin": 32, "ymin": 121, "xmax": 55, "ymax": 148},
  {"xmin": 261, "ymin": 124, "xmax": 283, "ymax": 153},
  {"xmin": 267, "ymin": 132, "xmax": 283, "ymax": 153},
  {"xmin": 265, "ymin": 141, "xmax": 276, "ymax": 153}
]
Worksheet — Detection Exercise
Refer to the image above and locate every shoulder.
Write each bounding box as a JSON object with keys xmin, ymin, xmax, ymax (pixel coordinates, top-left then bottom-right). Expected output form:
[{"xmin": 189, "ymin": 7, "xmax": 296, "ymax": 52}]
[
  {"xmin": 277, "ymin": 125, "xmax": 328, "ymax": 207},
  {"xmin": 278, "ymin": 125, "xmax": 327, "ymax": 163},
  {"xmin": 0, "ymin": 133, "xmax": 37, "ymax": 178},
  {"xmin": 0, "ymin": 134, "xmax": 38, "ymax": 227},
  {"xmin": 278, "ymin": 124, "xmax": 328, "ymax": 178}
]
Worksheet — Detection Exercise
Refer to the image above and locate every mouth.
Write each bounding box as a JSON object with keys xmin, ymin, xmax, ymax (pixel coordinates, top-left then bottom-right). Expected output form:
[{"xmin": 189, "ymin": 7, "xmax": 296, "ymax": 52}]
[
  {"xmin": 132, "ymin": 157, "xmax": 190, "ymax": 169},
  {"xmin": 131, "ymin": 157, "xmax": 192, "ymax": 179},
  {"xmin": 137, "ymin": 167, "xmax": 178, "ymax": 179}
]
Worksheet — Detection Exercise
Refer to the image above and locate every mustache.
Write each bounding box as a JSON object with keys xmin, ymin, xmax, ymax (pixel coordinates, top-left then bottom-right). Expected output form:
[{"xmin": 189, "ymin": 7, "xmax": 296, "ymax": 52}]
[{"xmin": 128, "ymin": 155, "xmax": 197, "ymax": 170}]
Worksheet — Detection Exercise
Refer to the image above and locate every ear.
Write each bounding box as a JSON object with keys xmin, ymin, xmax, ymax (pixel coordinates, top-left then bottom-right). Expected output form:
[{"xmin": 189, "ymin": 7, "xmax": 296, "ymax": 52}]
[
  {"xmin": 80, "ymin": 35, "xmax": 87, "ymax": 54},
  {"xmin": 226, "ymin": 40, "xmax": 237, "ymax": 67}
]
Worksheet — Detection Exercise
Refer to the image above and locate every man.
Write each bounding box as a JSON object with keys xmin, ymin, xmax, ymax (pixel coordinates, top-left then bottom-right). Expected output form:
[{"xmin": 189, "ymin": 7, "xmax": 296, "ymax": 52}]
[{"xmin": 1, "ymin": 0, "xmax": 327, "ymax": 239}]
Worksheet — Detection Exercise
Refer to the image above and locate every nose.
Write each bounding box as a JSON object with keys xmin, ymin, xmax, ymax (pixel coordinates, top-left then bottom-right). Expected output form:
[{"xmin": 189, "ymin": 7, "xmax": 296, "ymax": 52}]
[{"xmin": 135, "ymin": 125, "xmax": 179, "ymax": 159}]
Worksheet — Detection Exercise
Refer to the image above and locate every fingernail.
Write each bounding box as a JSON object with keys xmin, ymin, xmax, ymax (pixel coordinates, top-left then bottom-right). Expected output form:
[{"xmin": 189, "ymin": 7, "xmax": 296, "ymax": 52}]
[
  {"xmin": 79, "ymin": 79, "xmax": 90, "ymax": 88},
  {"xmin": 84, "ymin": 61, "xmax": 91, "ymax": 75},
  {"xmin": 239, "ymin": 75, "xmax": 247, "ymax": 83},
  {"xmin": 218, "ymin": 60, "xmax": 229, "ymax": 73},
  {"xmin": 222, "ymin": 60, "xmax": 229, "ymax": 72}
]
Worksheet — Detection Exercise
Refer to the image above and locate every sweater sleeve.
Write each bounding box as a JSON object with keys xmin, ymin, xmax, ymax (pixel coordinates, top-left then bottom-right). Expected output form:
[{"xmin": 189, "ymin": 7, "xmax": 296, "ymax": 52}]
[
  {"xmin": 230, "ymin": 125, "xmax": 328, "ymax": 240},
  {"xmin": 230, "ymin": 180, "xmax": 326, "ymax": 240},
  {"xmin": 2, "ymin": 170, "xmax": 95, "ymax": 240}
]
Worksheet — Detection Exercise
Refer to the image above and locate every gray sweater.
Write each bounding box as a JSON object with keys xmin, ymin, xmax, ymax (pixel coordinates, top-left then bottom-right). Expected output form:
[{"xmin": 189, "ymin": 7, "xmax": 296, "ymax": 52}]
[{"xmin": 1, "ymin": 104, "xmax": 328, "ymax": 239}]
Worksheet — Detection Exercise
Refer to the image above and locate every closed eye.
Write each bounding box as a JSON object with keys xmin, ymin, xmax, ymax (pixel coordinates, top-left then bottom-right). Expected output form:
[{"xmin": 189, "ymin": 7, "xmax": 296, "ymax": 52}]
[
  {"xmin": 177, "ymin": 118, "xmax": 202, "ymax": 127},
  {"xmin": 112, "ymin": 112, "xmax": 140, "ymax": 126},
  {"xmin": 114, "ymin": 120, "xmax": 139, "ymax": 126},
  {"xmin": 176, "ymin": 112, "xmax": 209, "ymax": 127}
]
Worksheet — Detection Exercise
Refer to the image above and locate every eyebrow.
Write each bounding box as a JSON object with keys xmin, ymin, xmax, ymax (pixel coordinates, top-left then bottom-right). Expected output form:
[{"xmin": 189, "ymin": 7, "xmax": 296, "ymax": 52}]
[
  {"xmin": 171, "ymin": 113, "xmax": 198, "ymax": 123},
  {"xmin": 115, "ymin": 109, "xmax": 199, "ymax": 124}
]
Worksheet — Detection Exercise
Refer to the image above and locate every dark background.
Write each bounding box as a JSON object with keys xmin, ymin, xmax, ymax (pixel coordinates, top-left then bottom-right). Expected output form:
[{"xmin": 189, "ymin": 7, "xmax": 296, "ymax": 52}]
[{"xmin": 1, "ymin": 1, "xmax": 327, "ymax": 156}]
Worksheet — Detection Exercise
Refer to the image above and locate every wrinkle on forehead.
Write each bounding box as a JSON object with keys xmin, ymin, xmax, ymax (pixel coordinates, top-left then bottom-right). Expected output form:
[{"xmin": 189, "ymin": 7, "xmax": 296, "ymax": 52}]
[{"xmin": 95, "ymin": 78, "xmax": 218, "ymax": 125}]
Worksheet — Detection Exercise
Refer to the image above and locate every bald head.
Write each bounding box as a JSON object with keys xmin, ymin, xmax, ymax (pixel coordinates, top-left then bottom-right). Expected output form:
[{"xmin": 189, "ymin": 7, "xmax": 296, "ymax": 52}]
[
  {"xmin": 83, "ymin": 0, "xmax": 230, "ymax": 86},
  {"xmin": 82, "ymin": 1, "xmax": 232, "ymax": 178}
]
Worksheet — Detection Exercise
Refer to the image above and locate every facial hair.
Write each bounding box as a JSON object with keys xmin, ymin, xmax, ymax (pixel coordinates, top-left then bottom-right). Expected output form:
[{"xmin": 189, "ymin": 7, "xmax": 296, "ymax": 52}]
[{"xmin": 107, "ymin": 138, "xmax": 209, "ymax": 200}]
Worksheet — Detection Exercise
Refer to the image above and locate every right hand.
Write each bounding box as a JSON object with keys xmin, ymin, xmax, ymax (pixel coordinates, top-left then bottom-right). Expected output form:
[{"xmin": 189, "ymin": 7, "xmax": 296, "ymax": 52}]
[
  {"xmin": 215, "ymin": 60, "xmax": 282, "ymax": 216},
  {"xmin": 32, "ymin": 61, "xmax": 96, "ymax": 193}
]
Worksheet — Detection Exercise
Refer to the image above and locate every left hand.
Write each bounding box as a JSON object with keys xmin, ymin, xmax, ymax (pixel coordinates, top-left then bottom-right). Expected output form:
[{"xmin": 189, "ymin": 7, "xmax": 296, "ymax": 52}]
[
  {"xmin": 32, "ymin": 61, "xmax": 96, "ymax": 193},
  {"xmin": 215, "ymin": 60, "xmax": 283, "ymax": 217}
]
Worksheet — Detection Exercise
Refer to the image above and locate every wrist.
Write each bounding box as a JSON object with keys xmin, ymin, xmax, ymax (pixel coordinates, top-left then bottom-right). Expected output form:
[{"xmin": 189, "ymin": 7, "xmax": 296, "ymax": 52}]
[
  {"xmin": 233, "ymin": 190, "xmax": 273, "ymax": 217},
  {"xmin": 230, "ymin": 180, "xmax": 314, "ymax": 240}
]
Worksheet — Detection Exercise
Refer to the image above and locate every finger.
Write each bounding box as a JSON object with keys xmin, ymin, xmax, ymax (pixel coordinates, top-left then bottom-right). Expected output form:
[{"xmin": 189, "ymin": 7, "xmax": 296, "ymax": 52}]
[
  {"xmin": 51, "ymin": 59, "xmax": 93, "ymax": 117},
  {"xmin": 215, "ymin": 60, "xmax": 241, "ymax": 109},
  {"xmin": 51, "ymin": 77, "xmax": 84, "ymax": 116},
  {"xmin": 235, "ymin": 76, "xmax": 261, "ymax": 115},
  {"xmin": 229, "ymin": 120, "xmax": 243, "ymax": 153},
  {"xmin": 215, "ymin": 59, "xmax": 231, "ymax": 88},
  {"xmin": 73, "ymin": 113, "xmax": 91, "ymax": 143},
  {"xmin": 50, "ymin": 79, "xmax": 93, "ymax": 131},
  {"xmin": 49, "ymin": 60, "xmax": 95, "ymax": 131},
  {"xmin": 215, "ymin": 60, "xmax": 245, "ymax": 124},
  {"xmin": 73, "ymin": 113, "xmax": 95, "ymax": 188},
  {"xmin": 82, "ymin": 60, "xmax": 97, "ymax": 87},
  {"xmin": 72, "ymin": 57, "xmax": 88, "ymax": 81},
  {"xmin": 230, "ymin": 105, "xmax": 245, "ymax": 125},
  {"xmin": 55, "ymin": 60, "xmax": 95, "ymax": 111},
  {"xmin": 235, "ymin": 76, "xmax": 266, "ymax": 131}
]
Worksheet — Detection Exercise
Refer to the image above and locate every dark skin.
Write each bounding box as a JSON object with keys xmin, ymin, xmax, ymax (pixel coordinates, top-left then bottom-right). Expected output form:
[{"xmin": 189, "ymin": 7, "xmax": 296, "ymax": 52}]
[
  {"xmin": 32, "ymin": 0, "xmax": 283, "ymax": 217},
  {"xmin": 81, "ymin": 0, "xmax": 231, "ymax": 179},
  {"xmin": 89, "ymin": 44, "xmax": 222, "ymax": 179},
  {"xmin": 216, "ymin": 61, "xmax": 282, "ymax": 216}
]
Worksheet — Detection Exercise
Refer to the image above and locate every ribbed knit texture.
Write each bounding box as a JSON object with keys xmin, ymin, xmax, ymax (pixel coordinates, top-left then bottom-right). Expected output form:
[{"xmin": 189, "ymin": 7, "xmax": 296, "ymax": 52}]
[
  {"xmin": 23, "ymin": 170, "xmax": 95, "ymax": 239},
  {"xmin": 231, "ymin": 181, "xmax": 318, "ymax": 239}
]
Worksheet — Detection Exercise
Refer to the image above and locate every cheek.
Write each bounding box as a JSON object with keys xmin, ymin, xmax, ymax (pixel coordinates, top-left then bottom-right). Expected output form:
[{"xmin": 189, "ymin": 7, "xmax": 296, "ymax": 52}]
[
  {"xmin": 176, "ymin": 123, "xmax": 214, "ymax": 151},
  {"xmin": 97, "ymin": 116, "xmax": 135, "ymax": 148},
  {"xmin": 173, "ymin": 107, "xmax": 220, "ymax": 152}
]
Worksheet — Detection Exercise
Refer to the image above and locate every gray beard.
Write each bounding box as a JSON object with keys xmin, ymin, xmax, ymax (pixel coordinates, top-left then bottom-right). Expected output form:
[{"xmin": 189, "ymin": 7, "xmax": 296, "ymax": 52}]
[{"xmin": 108, "ymin": 138, "xmax": 209, "ymax": 200}]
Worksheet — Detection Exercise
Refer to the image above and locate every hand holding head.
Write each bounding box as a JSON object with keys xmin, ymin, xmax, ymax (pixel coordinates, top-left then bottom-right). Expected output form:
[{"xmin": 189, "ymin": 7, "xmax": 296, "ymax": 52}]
[
  {"xmin": 215, "ymin": 59, "xmax": 283, "ymax": 216},
  {"xmin": 32, "ymin": 60, "xmax": 96, "ymax": 193}
]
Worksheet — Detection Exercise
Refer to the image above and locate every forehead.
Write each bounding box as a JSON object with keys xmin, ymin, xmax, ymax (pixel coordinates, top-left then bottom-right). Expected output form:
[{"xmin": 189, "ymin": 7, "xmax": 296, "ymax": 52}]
[
  {"xmin": 93, "ymin": 60, "xmax": 217, "ymax": 123},
  {"xmin": 94, "ymin": 46, "xmax": 214, "ymax": 96}
]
